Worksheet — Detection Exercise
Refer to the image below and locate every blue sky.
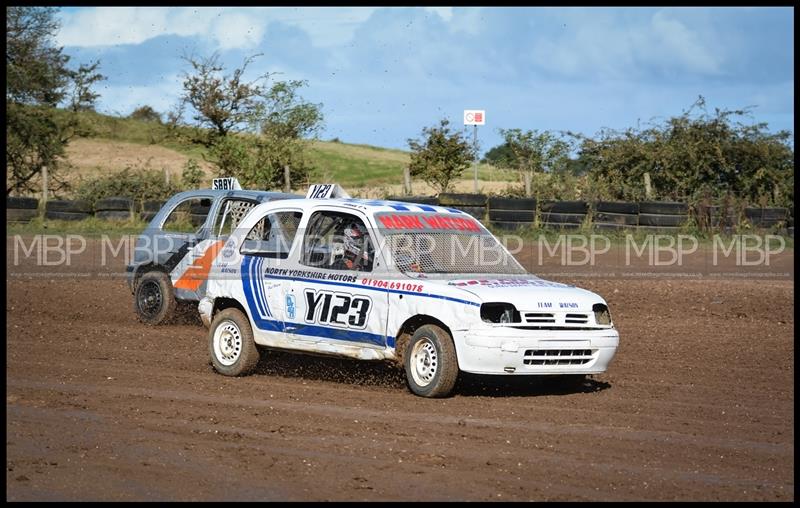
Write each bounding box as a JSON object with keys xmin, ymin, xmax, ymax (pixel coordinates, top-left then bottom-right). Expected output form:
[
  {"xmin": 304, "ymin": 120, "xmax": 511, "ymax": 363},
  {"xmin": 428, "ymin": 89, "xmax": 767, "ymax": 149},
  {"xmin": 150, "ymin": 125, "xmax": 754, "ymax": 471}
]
[{"xmin": 56, "ymin": 7, "xmax": 794, "ymax": 154}]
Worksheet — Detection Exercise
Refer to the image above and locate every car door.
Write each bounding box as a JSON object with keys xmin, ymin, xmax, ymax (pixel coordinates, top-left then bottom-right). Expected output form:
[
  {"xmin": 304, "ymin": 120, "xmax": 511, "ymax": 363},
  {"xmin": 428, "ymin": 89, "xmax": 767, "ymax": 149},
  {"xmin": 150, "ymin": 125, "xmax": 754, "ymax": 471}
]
[
  {"xmin": 174, "ymin": 196, "xmax": 265, "ymax": 300},
  {"xmin": 283, "ymin": 208, "xmax": 389, "ymax": 350},
  {"xmin": 239, "ymin": 208, "xmax": 305, "ymax": 336},
  {"xmin": 161, "ymin": 195, "xmax": 214, "ymax": 300}
]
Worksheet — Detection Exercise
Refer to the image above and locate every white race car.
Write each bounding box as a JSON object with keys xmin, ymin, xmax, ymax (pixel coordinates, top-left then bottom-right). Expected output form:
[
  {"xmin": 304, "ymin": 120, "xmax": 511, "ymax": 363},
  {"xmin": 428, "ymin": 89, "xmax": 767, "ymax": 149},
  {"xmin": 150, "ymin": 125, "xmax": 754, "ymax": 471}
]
[{"xmin": 199, "ymin": 185, "xmax": 619, "ymax": 397}]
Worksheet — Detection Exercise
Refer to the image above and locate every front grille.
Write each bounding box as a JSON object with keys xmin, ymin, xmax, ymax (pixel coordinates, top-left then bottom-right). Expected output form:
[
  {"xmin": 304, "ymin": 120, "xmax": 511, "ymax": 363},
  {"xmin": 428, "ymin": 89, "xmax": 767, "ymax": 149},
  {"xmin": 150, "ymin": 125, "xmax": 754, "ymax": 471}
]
[
  {"xmin": 523, "ymin": 349, "xmax": 595, "ymax": 366},
  {"xmin": 524, "ymin": 312, "xmax": 555, "ymax": 324},
  {"xmin": 564, "ymin": 313, "xmax": 589, "ymax": 324}
]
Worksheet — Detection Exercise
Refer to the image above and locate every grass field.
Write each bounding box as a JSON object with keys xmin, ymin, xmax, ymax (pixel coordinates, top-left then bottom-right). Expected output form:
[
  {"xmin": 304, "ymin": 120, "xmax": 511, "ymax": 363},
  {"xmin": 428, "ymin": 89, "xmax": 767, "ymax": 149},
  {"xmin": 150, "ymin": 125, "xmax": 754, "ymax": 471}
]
[{"xmin": 58, "ymin": 110, "xmax": 517, "ymax": 197}]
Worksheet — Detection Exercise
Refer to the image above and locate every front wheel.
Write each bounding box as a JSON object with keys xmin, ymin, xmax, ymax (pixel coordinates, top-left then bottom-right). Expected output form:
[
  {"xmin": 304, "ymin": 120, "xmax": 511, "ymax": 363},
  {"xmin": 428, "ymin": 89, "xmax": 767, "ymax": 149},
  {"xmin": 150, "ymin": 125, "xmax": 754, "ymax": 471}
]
[
  {"xmin": 134, "ymin": 271, "xmax": 177, "ymax": 325},
  {"xmin": 403, "ymin": 325, "xmax": 459, "ymax": 398},
  {"xmin": 209, "ymin": 308, "xmax": 260, "ymax": 376}
]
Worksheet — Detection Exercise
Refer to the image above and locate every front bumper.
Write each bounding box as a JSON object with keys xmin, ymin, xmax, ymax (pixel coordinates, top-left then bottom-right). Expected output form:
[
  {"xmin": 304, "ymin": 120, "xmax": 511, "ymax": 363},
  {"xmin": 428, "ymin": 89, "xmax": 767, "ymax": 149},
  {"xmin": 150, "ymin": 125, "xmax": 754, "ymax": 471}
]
[{"xmin": 453, "ymin": 327, "xmax": 619, "ymax": 375}]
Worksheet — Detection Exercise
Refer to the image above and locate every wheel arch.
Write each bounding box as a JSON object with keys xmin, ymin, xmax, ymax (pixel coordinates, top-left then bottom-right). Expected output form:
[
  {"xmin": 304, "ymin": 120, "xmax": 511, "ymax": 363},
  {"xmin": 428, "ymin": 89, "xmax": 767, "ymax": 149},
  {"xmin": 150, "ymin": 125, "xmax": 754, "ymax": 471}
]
[
  {"xmin": 132, "ymin": 263, "xmax": 170, "ymax": 290},
  {"xmin": 393, "ymin": 314, "xmax": 453, "ymax": 366},
  {"xmin": 211, "ymin": 297, "xmax": 250, "ymax": 322}
]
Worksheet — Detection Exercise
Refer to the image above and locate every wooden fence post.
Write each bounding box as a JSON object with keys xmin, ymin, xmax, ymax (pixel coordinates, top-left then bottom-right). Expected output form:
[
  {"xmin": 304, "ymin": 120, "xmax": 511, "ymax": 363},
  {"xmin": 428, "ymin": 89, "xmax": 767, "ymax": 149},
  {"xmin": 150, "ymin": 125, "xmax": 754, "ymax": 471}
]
[
  {"xmin": 644, "ymin": 172, "xmax": 653, "ymax": 199},
  {"xmin": 403, "ymin": 166, "xmax": 412, "ymax": 196}
]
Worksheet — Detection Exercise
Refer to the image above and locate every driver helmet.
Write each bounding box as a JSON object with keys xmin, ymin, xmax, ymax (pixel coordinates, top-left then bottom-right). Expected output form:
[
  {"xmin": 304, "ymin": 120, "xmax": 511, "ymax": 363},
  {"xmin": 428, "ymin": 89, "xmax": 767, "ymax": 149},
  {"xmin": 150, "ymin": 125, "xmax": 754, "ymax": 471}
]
[{"xmin": 342, "ymin": 222, "xmax": 368, "ymax": 267}]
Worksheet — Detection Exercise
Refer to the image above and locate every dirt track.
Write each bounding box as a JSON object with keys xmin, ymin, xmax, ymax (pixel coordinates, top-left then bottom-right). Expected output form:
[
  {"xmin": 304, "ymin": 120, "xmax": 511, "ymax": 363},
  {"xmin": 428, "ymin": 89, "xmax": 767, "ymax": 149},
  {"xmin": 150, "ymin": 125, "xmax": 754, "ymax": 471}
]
[{"xmin": 6, "ymin": 241, "xmax": 794, "ymax": 501}]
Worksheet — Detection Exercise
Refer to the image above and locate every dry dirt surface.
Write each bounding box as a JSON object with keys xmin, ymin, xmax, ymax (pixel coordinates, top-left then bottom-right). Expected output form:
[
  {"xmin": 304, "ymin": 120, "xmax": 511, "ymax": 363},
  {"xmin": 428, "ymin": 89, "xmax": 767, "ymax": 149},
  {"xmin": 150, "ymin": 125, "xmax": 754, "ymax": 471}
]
[{"xmin": 6, "ymin": 241, "xmax": 794, "ymax": 501}]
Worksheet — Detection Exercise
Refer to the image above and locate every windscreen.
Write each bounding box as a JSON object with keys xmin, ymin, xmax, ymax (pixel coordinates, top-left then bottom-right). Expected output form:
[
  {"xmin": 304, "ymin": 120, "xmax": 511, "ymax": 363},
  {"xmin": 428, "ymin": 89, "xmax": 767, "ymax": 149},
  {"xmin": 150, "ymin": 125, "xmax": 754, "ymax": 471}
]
[{"xmin": 374, "ymin": 212, "xmax": 526, "ymax": 275}]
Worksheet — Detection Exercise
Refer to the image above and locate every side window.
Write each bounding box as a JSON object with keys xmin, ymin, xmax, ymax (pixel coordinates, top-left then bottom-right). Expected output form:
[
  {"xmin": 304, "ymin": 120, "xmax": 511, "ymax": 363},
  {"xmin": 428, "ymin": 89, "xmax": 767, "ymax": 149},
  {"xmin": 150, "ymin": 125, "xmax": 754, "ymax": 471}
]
[
  {"xmin": 301, "ymin": 211, "xmax": 374, "ymax": 272},
  {"xmin": 162, "ymin": 197, "xmax": 212, "ymax": 233},
  {"xmin": 213, "ymin": 199, "xmax": 258, "ymax": 238},
  {"xmin": 240, "ymin": 211, "xmax": 303, "ymax": 259}
]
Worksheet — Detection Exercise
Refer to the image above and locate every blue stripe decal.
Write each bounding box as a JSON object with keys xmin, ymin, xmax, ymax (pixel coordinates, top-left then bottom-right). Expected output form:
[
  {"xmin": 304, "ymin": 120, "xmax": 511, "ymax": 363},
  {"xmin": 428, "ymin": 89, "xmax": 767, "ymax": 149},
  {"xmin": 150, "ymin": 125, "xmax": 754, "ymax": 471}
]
[
  {"xmin": 445, "ymin": 207, "xmax": 464, "ymax": 214},
  {"xmin": 241, "ymin": 257, "xmax": 262, "ymax": 320},
  {"xmin": 258, "ymin": 258, "xmax": 273, "ymax": 318},
  {"xmin": 256, "ymin": 319, "xmax": 389, "ymax": 346},
  {"xmin": 260, "ymin": 274, "xmax": 480, "ymax": 307},
  {"xmin": 251, "ymin": 257, "xmax": 268, "ymax": 317},
  {"xmin": 416, "ymin": 204, "xmax": 437, "ymax": 212}
]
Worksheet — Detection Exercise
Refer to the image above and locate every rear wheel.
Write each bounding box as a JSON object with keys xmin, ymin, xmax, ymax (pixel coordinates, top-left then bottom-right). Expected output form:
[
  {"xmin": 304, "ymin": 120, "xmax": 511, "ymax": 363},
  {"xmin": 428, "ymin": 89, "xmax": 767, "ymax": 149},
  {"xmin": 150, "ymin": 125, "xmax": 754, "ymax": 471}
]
[
  {"xmin": 403, "ymin": 325, "xmax": 459, "ymax": 398},
  {"xmin": 134, "ymin": 271, "xmax": 177, "ymax": 325},
  {"xmin": 209, "ymin": 308, "xmax": 259, "ymax": 376}
]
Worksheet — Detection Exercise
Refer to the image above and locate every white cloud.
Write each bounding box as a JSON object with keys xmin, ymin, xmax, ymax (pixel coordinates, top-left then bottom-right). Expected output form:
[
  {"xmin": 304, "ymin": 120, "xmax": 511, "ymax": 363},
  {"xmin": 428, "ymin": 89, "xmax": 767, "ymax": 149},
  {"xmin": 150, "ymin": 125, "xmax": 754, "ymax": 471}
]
[
  {"xmin": 650, "ymin": 11, "xmax": 721, "ymax": 75},
  {"xmin": 529, "ymin": 9, "xmax": 723, "ymax": 80},
  {"xmin": 424, "ymin": 7, "xmax": 453, "ymax": 22},
  {"xmin": 57, "ymin": 7, "xmax": 379, "ymax": 49},
  {"xmin": 210, "ymin": 11, "xmax": 265, "ymax": 50}
]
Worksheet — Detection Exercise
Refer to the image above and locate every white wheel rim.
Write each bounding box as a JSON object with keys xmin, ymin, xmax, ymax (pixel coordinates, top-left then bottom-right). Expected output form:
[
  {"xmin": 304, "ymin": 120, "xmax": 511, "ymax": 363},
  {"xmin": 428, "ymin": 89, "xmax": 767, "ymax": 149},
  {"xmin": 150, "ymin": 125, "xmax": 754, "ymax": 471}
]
[
  {"xmin": 410, "ymin": 338, "xmax": 438, "ymax": 387},
  {"xmin": 213, "ymin": 320, "xmax": 242, "ymax": 366}
]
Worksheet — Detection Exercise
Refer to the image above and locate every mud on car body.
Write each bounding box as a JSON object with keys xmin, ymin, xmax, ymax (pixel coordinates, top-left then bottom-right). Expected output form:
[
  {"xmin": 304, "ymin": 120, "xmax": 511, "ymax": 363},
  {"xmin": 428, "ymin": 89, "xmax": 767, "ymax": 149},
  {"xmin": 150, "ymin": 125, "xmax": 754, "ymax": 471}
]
[
  {"xmin": 200, "ymin": 185, "xmax": 619, "ymax": 397},
  {"xmin": 126, "ymin": 187, "xmax": 300, "ymax": 324}
]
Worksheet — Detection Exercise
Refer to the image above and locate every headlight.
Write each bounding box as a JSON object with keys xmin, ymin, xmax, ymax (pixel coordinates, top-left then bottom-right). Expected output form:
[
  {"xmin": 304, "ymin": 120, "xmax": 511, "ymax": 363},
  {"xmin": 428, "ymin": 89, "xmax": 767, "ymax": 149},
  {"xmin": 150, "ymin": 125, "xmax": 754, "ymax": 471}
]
[
  {"xmin": 593, "ymin": 303, "xmax": 612, "ymax": 325},
  {"xmin": 480, "ymin": 303, "xmax": 521, "ymax": 324}
]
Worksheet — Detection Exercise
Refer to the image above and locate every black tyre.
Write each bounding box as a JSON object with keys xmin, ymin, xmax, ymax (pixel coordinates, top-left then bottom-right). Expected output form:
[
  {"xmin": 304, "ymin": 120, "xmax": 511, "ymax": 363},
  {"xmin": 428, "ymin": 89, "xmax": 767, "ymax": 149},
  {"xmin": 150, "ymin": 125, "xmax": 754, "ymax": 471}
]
[
  {"xmin": 594, "ymin": 201, "xmax": 638, "ymax": 215},
  {"xmin": 437, "ymin": 193, "xmax": 487, "ymax": 207},
  {"xmin": 96, "ymin": 196, "xmax": 134, "ymax": 211},
  {"xmin": 639, "ymin": 201, "xmax": 688, "ymax": 215},
  {"xmin": 638, "ymin": 213, "xmax": 688, "ymax": 227},
  {"xmin": 209, "ymin": 308, "xmax": 260, "ymax": 376},
  {"xmin": 489, "ymin": 220, "xmax": 532, "ymax": 231},
  {"xmin": 448, "ymin": 206, "xmax": 486, "ymax": 220},
  {"xmin": 6, "ymin": 208, "xmax": 38, "ymax": 222},
  {"xmin": 745, "ymin": 207, "xmax": 788, "ymax": 221},
  {"xmin": 403, "ymin": 324, "xmax": 459, "ymax": 398},
  {"xmin": 592, "ymin": 212, "xmax": 638, "ymax": 225},
  {"xmin": 45, "ymin": 199, "xmax": 92, "ymax": 214},
  {"xmin": 540, "ymin": 201, "xmax": 588, "ymax": 214},
  {"xmin": 134, "ymin": 271, "xmax": 178, "ymax": 325},
  {"xmin": 488, "ymin": 197, "xmax": 537, "ymax": 211},
  {"xmin": 541, "ymin": 222, "xmax": 582, "ymax": 230},
  {"xmin": 96, "ymin": 210, "xmax": 132, "ymax": 221},
  {"xmin": 44, "ymin": 211, "xmax": 91, "ymax": 221},
  {"xmin": 142, "ymin": 200, "xmax": 166, "ymax": 212},
  {"xmin": 488, "ymin": 209, "xmax": 535, "ymax": 222},
  {"xmin": 540, "ymin": 212, "xmax": 586, "ymax": 224},
  {"xmin": 6, "ymin": 196, "xmax": 38, "ymax": 210},
  {"xmin": 593, "ymin": 223, "xmax": 630, "ymax": 231}
]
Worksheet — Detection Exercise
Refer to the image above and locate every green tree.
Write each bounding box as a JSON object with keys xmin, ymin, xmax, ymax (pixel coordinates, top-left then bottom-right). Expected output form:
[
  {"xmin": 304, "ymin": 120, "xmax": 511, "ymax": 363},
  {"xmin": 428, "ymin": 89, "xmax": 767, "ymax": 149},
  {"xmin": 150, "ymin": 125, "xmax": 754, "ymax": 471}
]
[
  {"xmin": 177, "ymin": 53, "xmax": 323, "ymax": 190},
  {"xmin": 65, "ymin": 60, "xmax": 105, "ymax": 112},
  {"xmin": 128, "ymin": 105, "xmax": 162, "ymax": 123},
  {"xmin": 407, "ymin": 119, "xmax": 475, "ymax": 194},
  {"xmin": 497, "ymin": 128, "xmax": 571, "ymax": 175},
  {"xmin": 6, "ymin": 6, "xmax": 104, "ymax": 196},
  {"xmin": 573, "ymin": 96, "xmax": 794, "ymax": 208},
  {"xmin": 181, "ymin": 158, "xmax": 204, "ymax": 189},
  {"xmin": 179, "ymin": 52, "xmax": 270, "ymax": 144},
  {"xmin": 482, "ymin": 142, "xmax": 516, "ymax": 166},
  {"xmin": 6, "ymin": 6, "xmax": 68, "ymax": 106},
  {"xmin": 257, "ymin": 79, "xmax": 323, "ymax": 190}
]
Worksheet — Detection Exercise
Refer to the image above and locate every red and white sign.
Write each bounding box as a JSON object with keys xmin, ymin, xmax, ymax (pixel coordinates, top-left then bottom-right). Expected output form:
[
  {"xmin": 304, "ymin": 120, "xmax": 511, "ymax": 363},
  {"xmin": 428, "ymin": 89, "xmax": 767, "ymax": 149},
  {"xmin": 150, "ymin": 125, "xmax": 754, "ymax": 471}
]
[{"xmin": 463, "ymin": 109, "xmax": 485, "ymax": 126}]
